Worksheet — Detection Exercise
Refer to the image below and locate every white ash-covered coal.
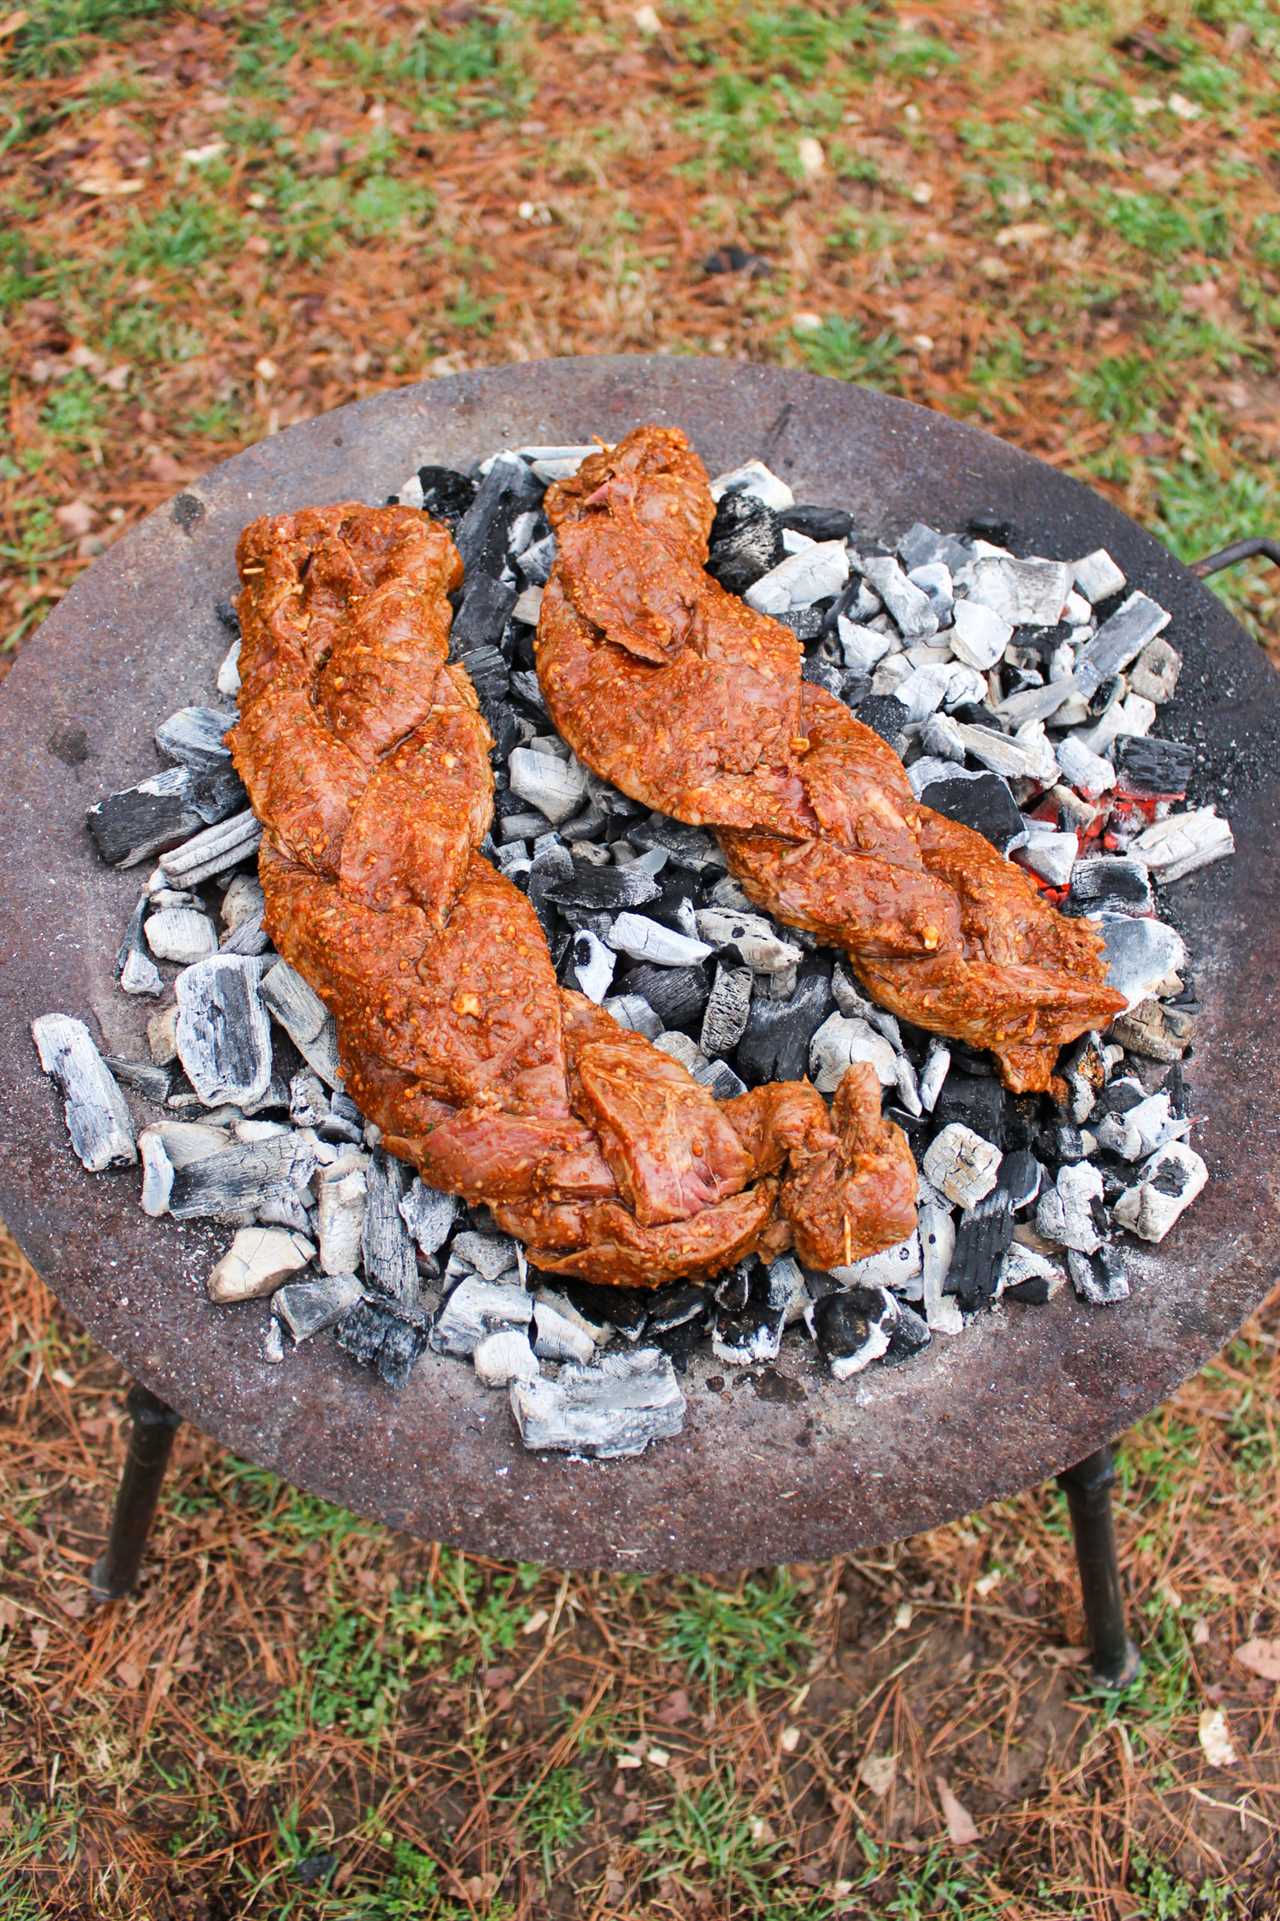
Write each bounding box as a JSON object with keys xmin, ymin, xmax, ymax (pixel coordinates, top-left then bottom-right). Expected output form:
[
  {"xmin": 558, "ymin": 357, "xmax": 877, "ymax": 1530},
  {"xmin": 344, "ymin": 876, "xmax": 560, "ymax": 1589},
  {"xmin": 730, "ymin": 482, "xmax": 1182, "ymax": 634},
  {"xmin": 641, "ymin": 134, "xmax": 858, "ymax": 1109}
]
[{"xmin": 35, "ymin": 440, "xmax": 1230, "ymax": 1461}]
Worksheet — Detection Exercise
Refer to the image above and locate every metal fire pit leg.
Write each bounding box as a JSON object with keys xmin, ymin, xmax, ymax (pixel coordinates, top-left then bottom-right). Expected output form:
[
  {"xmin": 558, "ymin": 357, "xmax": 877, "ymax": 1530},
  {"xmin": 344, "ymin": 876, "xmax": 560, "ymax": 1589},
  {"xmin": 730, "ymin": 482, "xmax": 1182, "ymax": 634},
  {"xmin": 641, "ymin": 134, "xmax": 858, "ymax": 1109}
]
[
  {"xmin": 89, "ymin": 1382, "xmax": 181, "ymax": 1603},
  {"xmin": 1056, "ymin": 1444, "xmax": 1141, "ymax": 1689}
]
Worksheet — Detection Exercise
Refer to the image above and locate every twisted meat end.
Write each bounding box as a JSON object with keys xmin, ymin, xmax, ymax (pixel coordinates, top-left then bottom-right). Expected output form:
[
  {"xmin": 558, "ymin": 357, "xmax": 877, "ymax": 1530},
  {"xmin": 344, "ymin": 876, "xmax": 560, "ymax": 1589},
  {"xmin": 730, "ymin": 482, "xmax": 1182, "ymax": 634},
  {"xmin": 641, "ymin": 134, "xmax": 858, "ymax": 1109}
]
[
  {"xmin": 538, "ymin": 425, "xmax": 1126, "ymax": 1093},
  {"xmin": 229, "ymin": 498, "xmax": 918, "ymax": 1290}
]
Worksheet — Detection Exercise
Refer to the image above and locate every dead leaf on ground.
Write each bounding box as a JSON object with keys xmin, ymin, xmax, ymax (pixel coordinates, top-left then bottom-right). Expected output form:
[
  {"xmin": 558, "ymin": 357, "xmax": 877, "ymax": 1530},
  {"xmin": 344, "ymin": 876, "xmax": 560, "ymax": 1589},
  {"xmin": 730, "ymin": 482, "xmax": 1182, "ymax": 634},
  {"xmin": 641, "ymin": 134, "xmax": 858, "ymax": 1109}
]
[
  {"xmin": 858, "ymin": 1753, "xmax": 897, "ymax": 1798},
  {"xmin": 1234, "ymin": 1638, "xmax": 1280, "ymax": 1682},
  {"xmin": 1198, "ymin": 1707, "xmax": 1239, "ymax": 1767},
  {"xmin": 936, "ymin": 1774, "xmax": 980, "ymax": 1845}
]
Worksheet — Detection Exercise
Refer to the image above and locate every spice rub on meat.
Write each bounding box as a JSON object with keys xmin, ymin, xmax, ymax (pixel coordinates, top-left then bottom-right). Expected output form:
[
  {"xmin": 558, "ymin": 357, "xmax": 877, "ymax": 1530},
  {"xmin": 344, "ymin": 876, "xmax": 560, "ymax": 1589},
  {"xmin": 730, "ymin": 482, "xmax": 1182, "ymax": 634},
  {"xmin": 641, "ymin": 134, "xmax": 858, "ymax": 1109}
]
[
  {"xmin": 538, "ymin": 425, "xmax": 1125, "ymax": 1095},
  {"xmin": 229, "ymin": 501, "xmax": 917, "ymax": 1289}
]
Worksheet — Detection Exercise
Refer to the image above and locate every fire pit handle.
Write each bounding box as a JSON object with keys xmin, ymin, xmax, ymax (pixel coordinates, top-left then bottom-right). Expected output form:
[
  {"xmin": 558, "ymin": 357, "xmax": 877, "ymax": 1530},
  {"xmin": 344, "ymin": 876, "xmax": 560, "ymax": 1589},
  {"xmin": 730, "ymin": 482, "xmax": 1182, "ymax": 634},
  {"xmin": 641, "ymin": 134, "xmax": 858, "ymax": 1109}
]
[{"xmin": 1190, "ymin": 536, "xmax": 1280, "ymax": 580}]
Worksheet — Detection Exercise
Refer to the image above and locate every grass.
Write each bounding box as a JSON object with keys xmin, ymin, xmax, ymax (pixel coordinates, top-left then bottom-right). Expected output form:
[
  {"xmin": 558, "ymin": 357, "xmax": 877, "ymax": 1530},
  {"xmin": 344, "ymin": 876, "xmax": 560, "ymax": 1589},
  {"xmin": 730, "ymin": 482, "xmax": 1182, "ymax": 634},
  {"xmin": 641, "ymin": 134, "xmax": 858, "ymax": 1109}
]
[{"xmin": 1, "ymin": 2, "xmax": 1278, "ymax": 1913}]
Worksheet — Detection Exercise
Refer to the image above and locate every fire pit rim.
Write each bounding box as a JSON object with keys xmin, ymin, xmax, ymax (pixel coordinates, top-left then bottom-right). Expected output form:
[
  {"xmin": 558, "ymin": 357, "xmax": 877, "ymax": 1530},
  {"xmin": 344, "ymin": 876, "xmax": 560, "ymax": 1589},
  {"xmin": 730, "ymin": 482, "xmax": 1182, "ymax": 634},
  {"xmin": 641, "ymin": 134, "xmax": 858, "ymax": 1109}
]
[{"xmin": 0, "ymin": 353, "xmax": 1276, "ymax": 1573}]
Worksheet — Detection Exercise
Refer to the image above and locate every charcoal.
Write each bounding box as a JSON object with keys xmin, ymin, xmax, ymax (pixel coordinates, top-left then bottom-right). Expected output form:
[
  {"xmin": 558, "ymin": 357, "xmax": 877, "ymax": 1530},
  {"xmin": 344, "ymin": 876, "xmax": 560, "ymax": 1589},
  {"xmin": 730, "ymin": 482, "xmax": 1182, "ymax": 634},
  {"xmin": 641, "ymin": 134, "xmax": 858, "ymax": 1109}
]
[
  {"xmin": 922, "ymin": 1123, "xmax": 1002, "ymax": 1211},
  {"xmin": 897, "ymin": 523, "xmax": 971, "ymax": 573},
  {"xmin": 1128, "ymin": 636, "xmax": 1181, "ymax": 705},
  {"xmin": 261, "ymin": 959, "xmax": 342, "ymax": 1087},
  {"xmin": 1056, "ymin": 734, "xmax": 1116, "ymax": 798},
  {"xmin": 1066, "ymin": 1244, "xmax": 1130, "ymax": 1307},
  {"xmin": 909, "ymin": 560, "xmax": 955, "ymax": 620},
  {"xmin": 115, "ymin": 896, "xmax": 163, "ymax": 998},
  {"xmin": 1130, "ymin": 807, "xmax": 1233, "ymax": 884},
  {"xmin": 572, "ymin": 930, "xmax": 616, "ymax": 1002},
  {"xmin": 1016, "ymin": 822, "xmax": 1077, "ymax": 887},
  {"xmin": 556, "ymin": 1277, "xmax": 650, "ymax": 1341},
  {"xmin": 919, "ymin": 1199, "xmax": 961, "ymax": 1334},
  {"xmin": 814, "ymin": 1286, "xmax": 895, "ymax": 1379},
  {"xmin": 708, "ymin": 458, "xmax": 794, "ymax": 511},
  {"xmin": 953, "ymin": 718, "xmax": 1057, "ymax": 784},
  {"xmin": 712, "ymin": 1267, "xmax": 786, "ymax": 1366},
  {"xmin": 275, "ymin": 1271, "xmax": 365, "ymax": 1342},
  {"xmin": 316, "ymin": 1156, "xmax": 368, "ymax": 1274},
  {"xmin": 432, "ymin": 1273, "xmax": 532, "ymax": 1358},
  {"xmin": 452, "ymin": 574, "xmax": 517, "ymax": 658},
  {"xmin": 918, "ymin": 769, "xmax": 1025, "ymax": 854},
  {"xmin": 408, "ymin": 465, "xmax": 477, "ymax": 527},
  {"xmin": 146, "ymin": 907, "xmax": 217, "ymax": 964},
  {"xmin": 157, "ymin": 808, "xmax": 262, "ymax": 888},
  {"xmin": 361, "ymin": 1150, "xmax": 419, "ymax": 1309},
  {"xmin": 1071, "ymin": 549, "xmax": 1126, "ymax": 604},
  {"xmin": 932, "ymin": 1072, "xmax": 1004, "ymax": 1142},
  {"xmin": 706, "ymin": 491, "xmax": 785, "ymax": 596},
  {"xmin": 517, "ymin": 532, "xmax": 556, "ymax": 586},
  {"xmin": 207, "ymin": 1226, "xmax": 314, "ymax": 1303},
  {"xmin": 997, "ymin": 1148, "xmax": 1042, "ymax": 1211},
  {"xmin": 785, "ymin": 504, "xmax": 856, "ymax": 544},
  {"xmin": 918, "ymin": 1040, "xmax": 950, "ymax": 1114},
  {"xmin": 1067, "ymin": 856, "xmax": 1152, "ymax": 920},
  {"xmin": 967, "ymin": 555, "xmax": 1070, "ymax": 627},
  {"xmin": 697, "ymin": 1057, "xmax": 748, "ymax": 1100},
  {"xmin": 32, "ymin": 1014, "xmax": 137, "ymax": 1172},
  {"xmin": 509, "ymin": 1346, "xmax": 686, "ymax": 1458},
  {"xmin": 1102, "ymin": 916, "xmax": 1185, "ymax": 1009},
  {"xmin": 894, "ymin": 661, "xmax": 986, "ymax": 724},
  {"xmin": 850, "ymin": 693, "xmax": 910, "ymax": 754},
  {"xmin": 884, "ymin": 1300, "xmax": 931, "ymax": 1365},
  {"xmin": 288, "ymin": 1071, "xmax": 329, "ymax": 1130},
  {"xmin": 700, "ymin": 964, "xmax": 753, "ymax": 1057},
  {"xmin": 694, "ymin": 908, "xmax": 801, "ymax": 977},
  {"xmin": 629, "ymin": 814, "xmax": 724, "ymax": 873},
  {"xmin": 1113, "ymin": 1140, "xmax": 1207, "ymax": 1242},
  {"xmin": 508, "ymin": 669, "xmax": 548, "ymax": 718},
  {"xmin": 454, "ymin": 451, "xmax": 543, "ymax": 579},
  {"xmin": 603, "ymin": 992, "xmax": 663, "ymax": 1039},
  {"xmin": 1001, "ymin": 1243, "xmax": 1066, "ymax": 1305},
  {"xmin": 857, "ymin": 554, "xmax": 938, "ymax": 640},
  {"xmin": 809, "ymin": 1012, "xmax": 896, "ymax": 1092},
  {"xmin": 216, "ymin": 638, "xmax": 241, "ymax": 697},
  {"xmin": 833, "ymin": 1229, "xmax": 922, "ymax": 1298},
  {"xmin": 1111, "ymin": 998, "xmax": 1196, "ymax": 1063},
  {"xmin": 337, "ymin": 1298, "xmax": 428, "ymax": 1388},
  {"xmin": 836, "ymin": 617, "xmax": 894, "ymax": 675},
  {"xmin": 87, "ymin": 766, "xmax": 203, "ymax": 868},
  {"xmin": 1036, "ymin": 1162, "xmax": 1105, "ymax": 1253},
  {"xmin": 474, "ymin": 1327, "xmax": 539, "ymax": 1386},
  {"xmin": 191, "ymin": 764, "xmax": 250, "ymax": 826},
  {"xmin": 714, "ymin": 1262, "xmax": 753, "ymax": 1314},
  {"xmin": 1113, "ymin": 733, "xmax": 1193, "ymax": 797},
  {"xmin": 105, "ymin": 1056, "xmax": 173, "ymax": 1103},
  {"xmin": 1094, "ymin": 1087, "xmax": 1184, "ymax": 1162},
  {"xmin": 509, "ymin": 745, "xmax": 588, "ymax": 825},
  {"xmin": 655, "ymin": 1306, "xmax": 711, "ymax": 1366},
  {"xmin": 175, "ymin": 955, "xmax": 273, "ymax": 1107},
  {"xmin": 398, "ymin": 1178, "xmax": 458, "ymax": 1258},
  {"xmin": 736, "ymin": 965, "xmax": 831, "ymax": 1082},
  {"xmin": 511, "ymin": 584, "xmax": 543, "ymax": 626},
  {"xmin": 450, "ymin": 1229, "xmax": 519, "ymax": 1280},
  {"xmin": 461, "ymin": 642, "xmax": 510, "ymax": 707},
  {"xmin": 780, "ymin": 606, "xmax": 828, "ymax": 643},
  {"xmin": 945, "ymin": 1190, "xmax": 1013, "ymax": 1311},
  {"xmin": 545, "ymin": 862, "xmax": 660, "ymax": 913},
  {"xmin": 608, "ymin": 913, "xmax": 711, "ymax": 968},
  {"xmin": 745, "ymin": 541, "xmax": 848, "ymax": 615},
  {"xmin": 645, "ymin": 1283, "xmax": 708, "ymax": 1335},
  {"xmin": 168, "ymin": 1131, "xmax": 317, "ymax": 1224},
  {"xmin": 1075, "ymin": 591, "xmax": 1170, "ymax": 695},
  {"xmin": 533, "ymin": 1285, "xmax": 612, "ymax": 1352},
  {"xmin": 654, "ymin": 1030, "xmax": 708, "ymax": 1076},
  {"xmin": 154, "ymin": 705, "xmax": 235, "ymax": 773}
]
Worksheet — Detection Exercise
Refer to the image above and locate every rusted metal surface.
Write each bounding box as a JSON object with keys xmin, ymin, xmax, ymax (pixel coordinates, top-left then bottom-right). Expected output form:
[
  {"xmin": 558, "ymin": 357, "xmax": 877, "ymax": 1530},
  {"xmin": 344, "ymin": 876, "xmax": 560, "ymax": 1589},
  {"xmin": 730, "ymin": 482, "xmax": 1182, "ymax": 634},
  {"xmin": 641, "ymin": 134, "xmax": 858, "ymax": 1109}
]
[{"xmin": 0, "ymin": 357, "xmax": 1276, "ymax": 1572}]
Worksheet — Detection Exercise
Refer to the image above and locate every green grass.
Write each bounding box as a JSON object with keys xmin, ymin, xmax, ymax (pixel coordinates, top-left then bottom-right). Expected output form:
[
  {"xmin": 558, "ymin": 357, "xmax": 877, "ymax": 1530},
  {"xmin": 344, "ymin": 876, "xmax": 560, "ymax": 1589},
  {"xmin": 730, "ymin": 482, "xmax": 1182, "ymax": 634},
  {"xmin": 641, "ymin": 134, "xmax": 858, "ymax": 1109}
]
[
  {"xmin": 1127, "ymin": 1851, "xmax": 1236, "ymax": 1920},
  {"xmin": 505, "ymin": 1767, "xmax": 592, "ymax": 1882},
  {"xmin": 635, "ymin": 1772, "xmax": 787, "ymax": 1909},
  {"xmin": 663, "ymin": 1570, "xmax": 812, "ymax": 1704},
  {"xmin": 7, "ymin": 0, "xmax": 186, "ymax": 77},
  {"xmin": 120, "ymin": 197, "xmax": 247, "ymax": 277},
  {"xmin": 789, "ymin": 316, "xmax": 905, "ymax": 391}
]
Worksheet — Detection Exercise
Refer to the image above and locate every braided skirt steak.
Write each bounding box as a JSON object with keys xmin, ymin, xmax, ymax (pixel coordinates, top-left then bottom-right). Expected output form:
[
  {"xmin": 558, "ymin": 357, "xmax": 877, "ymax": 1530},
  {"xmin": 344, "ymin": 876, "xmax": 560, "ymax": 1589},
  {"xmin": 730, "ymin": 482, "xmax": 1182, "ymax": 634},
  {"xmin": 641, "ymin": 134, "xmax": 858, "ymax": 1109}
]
[{"xmin": 228, "ymin": 427, "xmax": 1121, "ymax": 1292}]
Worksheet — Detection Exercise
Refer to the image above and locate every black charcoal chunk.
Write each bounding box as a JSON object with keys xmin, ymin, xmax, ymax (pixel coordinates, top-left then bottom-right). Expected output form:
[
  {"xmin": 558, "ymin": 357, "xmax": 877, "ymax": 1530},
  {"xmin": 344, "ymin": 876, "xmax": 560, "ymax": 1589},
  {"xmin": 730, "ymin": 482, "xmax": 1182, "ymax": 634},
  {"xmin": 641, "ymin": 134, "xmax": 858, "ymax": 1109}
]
[
  {"xmin": 883, "ymin": 1300, "xmax": 931, "ymax": 1366},
  {"xmin": 802, "ymin": 657, "xmax": 847, "ymax": 696},
  {"xmin": 462, "ymin": 642, "xmax": 511, "ymax": 705},
  {"xmin": 919, "ymin": 770, "xmax": 1025, "ymax": 855},
  {"xmin": 454, "ymin": 453, "xmax": 544, "ymax": 579},
  {"xmin": 216, "ymin": 599, "xmax": 240, "ymax": 634},
  {"xmin": 415, "ymin": 465, "xmax": 477, "ymax": 528},
  {"xmin": 849, "ymin": 693, "xmax": 910, "ymax": 755},
  {"xmin": 617, "ymin": 960, "xmax": 709, "ymax": 1029},
  {"xmin": 191, "ymin": 763, "xmax": 250, "ymax": 826},
  {"xmin": 509, "ymin": 668, "xmax": 549, "ymax": 716},
  {"xmin": 706, "ymin": 492, "xmax": 785, "ymax": 597},
  {"xmin": 516, "ymin": 532, "xmax": 556, "ymax": 586},
  {"xmin": 526, "ymin": 841, "xmax": 575, "ymax": 938},
  {"xmin": 780, "ymin": 504, "xmax": 855, "ymax": 542},
  {"xmin": 714, "ymin": 1261, "xmax": 753, "ymax": 1314},
  {"xmin": 154, "ymin": 705, "xmax": 236, "ymax": 773},
  {"xmin": 510, "ymin": 1346, "xmax": 686, "ymax": 1456},
  {"xmin": 451, "ymin": 574, "xmax": 516, "ymax": 657},
  {"xmin": 646, "ymin": 1283, "xmax": 709, "ymax": 1334},
  {"xmin": 115, "ymin": 895, "xmax": 162, "ymax": 997},
  {"xmin": 361, "ymin": 1149, "xmax": 419, "ymax": 1310},
  {"xmin": 275, "ymin": 1272, "xmax": 364, "ymax": 1343},
  {"xmin": 1067, "ymin": 856, "xmax": 1153, "ymax": 920},
  {"xmin": 105, "ymin": 1056, "xmax": 175, "ymax": 1104},
  {"xmin": 813, "ymin": 1286, "xmax": 894, "ymax": 1378},
  {"xmin": 87, "ymin": 766, "xmax": 203, "ymax": 868},
  {"xmin": 931, "ymin": 1071, "xmax": 1005, "ymax": 1142},
  {"xmin": 777, "ymin": 606, "xmax": 826, "ymax": 642},
  {"xmin": 1067, "ymin": 1243, "xmax": 1130, "ymax": 1306},
  {"xmin": 701, "ymin": 964, "xmax": 753, "ymax": 1058},
  {"xmin": 175, "ymin": 955, "xmax": 273, "ymax": 1108},
  {"xmin": 1114, "ymin": 733, "xmax": 1194, "ymax": 796},
  {"xmin": 167, "ymin": 1131, "xmax": 316, "ymax": 1224},
  {"xmin": 945, "ymin": 1190, "xmax": 1013, "ymax": 1311},
  {"xmin": 996, "ymin": 1148, "xmax": 1042, "ymax": 1212},
  {"xmin": 735, "ymin": 965, "xmax": 832, "ymax": 1084},
  {"xmin": 337, "ymin": 1298, "xmax": 428, "ymax": 1388},
  {"xmin": 557, "ymin": 1277, "xmax": 651, "ymax": 1340},
  {"xmin": 545, "ymin": 862, "xmax": 661, "ymax": 914},
  {"xmin": 630, "ymin": 814, "xmax": 725, "ymax": 873}
]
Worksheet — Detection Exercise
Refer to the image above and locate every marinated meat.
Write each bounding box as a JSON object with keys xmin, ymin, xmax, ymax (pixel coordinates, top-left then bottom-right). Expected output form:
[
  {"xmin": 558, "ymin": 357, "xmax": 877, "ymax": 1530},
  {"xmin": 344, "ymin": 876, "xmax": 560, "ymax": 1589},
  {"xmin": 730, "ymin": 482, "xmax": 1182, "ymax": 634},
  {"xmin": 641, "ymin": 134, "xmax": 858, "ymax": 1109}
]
[
  {"xmin": 230, "ymin": 502, "xmax": 917, "ymax": 1289},
  {"xmin": 539, "ymin": 426, "xmax": 1125, "ymax": 1093}
]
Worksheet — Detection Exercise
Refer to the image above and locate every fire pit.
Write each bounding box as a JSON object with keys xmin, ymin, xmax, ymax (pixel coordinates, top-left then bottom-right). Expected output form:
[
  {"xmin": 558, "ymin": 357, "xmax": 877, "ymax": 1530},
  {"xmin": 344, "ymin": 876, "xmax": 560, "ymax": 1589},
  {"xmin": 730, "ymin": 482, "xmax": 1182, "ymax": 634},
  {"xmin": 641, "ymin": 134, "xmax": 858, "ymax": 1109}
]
[{"xmin": 1, "ymin": 359, "xmax": 1276, "ymax": 1644}]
